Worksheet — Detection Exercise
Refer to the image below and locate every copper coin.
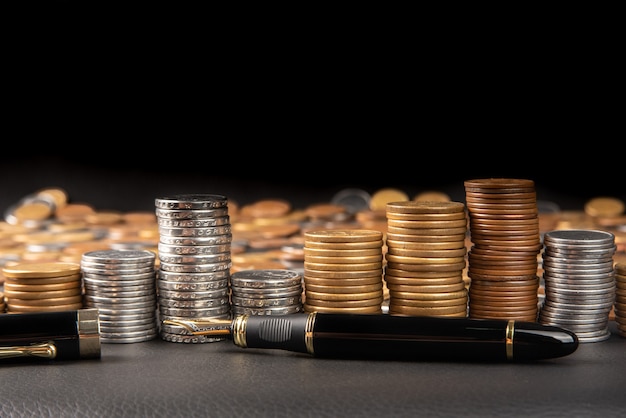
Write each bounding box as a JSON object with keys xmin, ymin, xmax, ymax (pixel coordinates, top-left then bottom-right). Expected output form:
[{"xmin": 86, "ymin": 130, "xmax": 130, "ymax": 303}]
[
  {"xmin": 304, "ymin": 229, "xmax": 383, "ymax": 243},
  {"xmin": 304, "ymin": 268, "xmax": 383, "ymax": 279},
  {"xmin": 390, "ymin": 296, "xmax": 468, "ymax": 307},
  {"xmin": 389, "ymin": 261, "xmax": 466, "ymax": 272},
  {"xmin": 388, "ymin": 303, "xmax": 467, "ymax": 316},
  {"xmin": 304, "ymin": 283, "xmax": 383, "ymax": 294},
  {"xmin": 386, "ymin": 282, "xmax": 466, "ymax": 293},
  {"xmin": 303, "ymin": 304, "xmax": 382, "ymax": 314},
  {"xmin": 388, "ymin": 289, "xmax": 467, "ymax": 301},
  {"xmin": 385, "ymin": 201, "xmax": 465, "ymax": 214},
  {"xmin": 384, "ymin": 268, "xmax": 462, "ymax": 279}
]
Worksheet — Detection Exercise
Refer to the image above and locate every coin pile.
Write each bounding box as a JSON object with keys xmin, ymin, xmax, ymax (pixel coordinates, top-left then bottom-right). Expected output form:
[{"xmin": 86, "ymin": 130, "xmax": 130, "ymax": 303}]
[
  {"xmin": 81, "ymin": 249, "xmax": 158, "ymax": 343},
  {"xmin": 384, "ymin": 200, "xmax": 468, "ymax": 318},
  {"xmin": 615, "ymin": 263, "xmax": 626, "ymax": 337},
  {"xmin": 2, "ymin": 262, "xmax": 83, "ymax": 312},
  {"xmin": 464, "ymin": 178, "xmax": 542, "ymax": 321},
  {"xmin": 230, "ymin": 269, "xmax": 303, "ymax": 315},
  {"xmin": 538, "ymin": 229, "xmax": 616, "ymax": 342},
  {"xmin": 303, "ymin": 229, "xmax": 384, "ymax": 314},
  {"xmin": 155, "ymin": 194, "xmax": 232, "ymax": 343}
]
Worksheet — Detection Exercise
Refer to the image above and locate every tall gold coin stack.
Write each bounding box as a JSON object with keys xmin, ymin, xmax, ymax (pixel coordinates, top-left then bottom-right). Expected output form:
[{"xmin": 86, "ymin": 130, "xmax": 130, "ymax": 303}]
[
  {"xmin": 303, "ymin": 229, "xmax": 385, "ymax": 314},
  {"xmin": 1, "ymin": 262, "xmax": 83, "ymax": 313},
  {"xmin": 615, "ymin": 263, "xmax": 626, "ymax": 337},
  {"xmin": 464, "ymin": 178, "xmax": 542, "ymax": 321},
  {"xmin": 384, "ymin": 201, "xmax": 469, "ymax": 317}
]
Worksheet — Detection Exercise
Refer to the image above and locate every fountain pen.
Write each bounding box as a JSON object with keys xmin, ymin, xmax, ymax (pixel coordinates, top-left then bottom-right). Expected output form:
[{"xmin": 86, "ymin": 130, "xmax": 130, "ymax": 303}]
[{"xmin": 165, "ymin": 312, "xmax": 579, "ymax": 362}]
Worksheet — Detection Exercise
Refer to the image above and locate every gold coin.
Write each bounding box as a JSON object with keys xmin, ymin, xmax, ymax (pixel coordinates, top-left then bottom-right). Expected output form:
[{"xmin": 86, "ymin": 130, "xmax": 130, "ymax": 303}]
[
  {"xmin": 387, "ymin": 218, "xmax": 467, "ymax": 229},
  {"xmin": 385, "ymin": 211, "xmax": 466, "ymax": 221},
  {"xmin": 304, "ymin": 255, "xmax": 383, "ymax": 264},
  {"xmin": 386, "ymin": 232, "xmax": 467, "ymax": 243},
  {"xmin": 6, "ymin": 295, "xmax": 83, "ymax": 306},
  {"xmin": 386, "ymin": 200, "xmax": 464, "ymax": 215},
  {"xmin": 305, "ymin": 290, "xmax": 383, "ymax": 301},
  {"xmin": 388, "ymin": 304, "xmax": 467, "ymax": 316},
  {"xmin": 303, "ymin": 247, "xmax": 382, "ymax": 257},
  {"xmin": 385, "ymin": 254, "xmax": 466, "ymax": 265},
  {"xmin": 303, "ymin": 304, "xmax": 382, "ymax": 314},
  {"xmin": 55, "ymin": 203, "xmax": 97, "ymax": 222},
  {"xmin": 304, "ymin": 229, "xmax": 383, "ymax": 243},
  {"xmin": 2, "ymin": 262, "xmax": 81, "ymax": 278},
  {"xmin": 5, "ymin": 273, "xmax": 82, "ymax": 285},
  {"xmin": 304, "ymin": 265, "xmax": 383, "ymax": 280},
  {"xmin": 304, "ymin": 239, "xmax": 384, "ymax": 250},
  {"xmin": 239, "ymin": 199, "xmax": 292, "ymax": 218},
  {"xmin": 388, "ymin": 289, "xmax": 467, "ymax": 300},
  {"xmin": 370, "ymin": 188, "xmax": 409, "ymax": 211},
  {"xmin": 390, "ymin": 296, "xmax": 467, "ymax": 307},
  {"xmin": 12, "ymin": 201, "xmax": 54, "ymax": 222},
  {"xmin": 387, "ymin": 226, "xmax": 467, "ymax": 236},
  {"xmin": 386, "ymin": 247, "xmax": 466, "ymax": 258},
  {"xmin": 384, "ymin": 275, "xmax": 464, "ymax": 286},
  {"xmin": 303, "ymin": 283, "xmax": 383, "ymax": 294},
  {"xmin": 386, "ymin": 239, "xmax": 466, "ymax": 250},
  {"xmin": 3, "ymin": 281, "xmax": 82, "ymax": 292},
  {"xmin": 386, "ymin": 282, "xmax": 466, "ymax": 293},
  {"xmin": 304, "ymin": 296, "xmax": 383, "ymax": 308},
  {"xmin": 3, "ymin": 287, "xmax": 82, "ymax": 299},
  {"xmin": 7, "ymin": 302, "xmax": 84, "ymax": 313},
  {"xmin": 584, "ymin": 196, "xmax": 625, "ymax": 217},
  {"xmin": 413, "ymin": 191, "xmax": 451, "ymax": 202},
  {"xmin": 388, "ymin": 261, "xmax": 466, "ymax": 272},
  {"xmin": 304, "ymin": 274, "xmax": 383, "ymax": 285},
  {"xmin": 304, "ymin": 261, "xmax": 383, "ymax": 271},
  {"xmin": 36, "ymin": 187, "xmax": 69, "ymax": 209}
]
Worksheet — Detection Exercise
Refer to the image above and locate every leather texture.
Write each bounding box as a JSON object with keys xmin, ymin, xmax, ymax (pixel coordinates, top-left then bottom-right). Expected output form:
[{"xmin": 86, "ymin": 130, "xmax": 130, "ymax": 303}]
[{"xmin": 1, "ymin": 322, "xmax": 625, "ymax": 417}]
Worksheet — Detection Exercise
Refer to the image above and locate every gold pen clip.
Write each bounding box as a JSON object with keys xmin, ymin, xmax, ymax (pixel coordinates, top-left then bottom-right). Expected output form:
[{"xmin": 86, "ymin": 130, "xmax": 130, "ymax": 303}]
[
  {"xmin": 0, "ymin": 341, "xmax": 57, "ymax": 360},
  {"xmin": 163, "ymin": 318, "xmax": 232, "ymax": 336}
]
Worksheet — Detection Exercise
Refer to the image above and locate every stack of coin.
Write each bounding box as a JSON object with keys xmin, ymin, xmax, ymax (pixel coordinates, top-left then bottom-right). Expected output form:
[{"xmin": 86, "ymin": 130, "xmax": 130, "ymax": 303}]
[
  {"xmin": 82, "ymin": 249, "xmax": 158, "ymax": 343},
  {"xmin": 615, "ymin": 263, "xmax": 626, "ymax": 337},
  {"xmin": 303, "ymin": 229, "xmax": 385, "ymax": 314},
  {"xmin": 538, "ymin": 229, "xmax": 616, "ymax": 342},
  {"xmin": 155, "ymin": 194, "xmax": 232, "ymax": 343},
  {"xmin": 1, "ymin": 262, "xmax": 83, "ymax": 313},
  {"xmin": 230, "ymin": 269, "xmax": 303, "ymax": 316},
  {"xmin": 464, "ymin": 178, "xmax": 542, "ymax": 321},
  {"xmin": 384, "ymin": 201, "xmax": 468, "ymax": 318}
]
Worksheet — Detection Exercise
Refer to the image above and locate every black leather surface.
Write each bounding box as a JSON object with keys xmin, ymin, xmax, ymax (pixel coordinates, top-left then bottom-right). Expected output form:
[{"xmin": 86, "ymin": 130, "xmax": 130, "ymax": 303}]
[{"xmin": 1, "ymin": 321, "xmax": 625, "ymax": 417}]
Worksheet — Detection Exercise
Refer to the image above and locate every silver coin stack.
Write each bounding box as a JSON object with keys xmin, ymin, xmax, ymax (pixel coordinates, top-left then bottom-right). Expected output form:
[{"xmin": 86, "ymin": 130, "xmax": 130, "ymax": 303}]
[
  {"xmin": 230, "ymin": 269, "xmax": 304, "ymax": 316},
  {"xmin": 539, "ymin": 229, "xmax": 616, "ymax": 343},
  {"xmin": 81, "ymin": 249, "xmax": 159, "ymax": 343},
  {"xmin": 155, "ymin": 194, "xmax": 232, "ymax": 343}
]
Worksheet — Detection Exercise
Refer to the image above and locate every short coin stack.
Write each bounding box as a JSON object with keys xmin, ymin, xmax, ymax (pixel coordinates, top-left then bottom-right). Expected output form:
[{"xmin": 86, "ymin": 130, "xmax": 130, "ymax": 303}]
[
  {"xmin": 384, "ymin": 201, "xmax": 468, "ymax": 317},
  {"xmin": 82, "ymin": 249, "xmax": 158, "ymax": 343},
  {"xmin": 303, "ymin": 229, "xmax": 384, "ymax": 314},
  {"xmin": 230, "ymin": 269, "xmax": 303, "ymax": 316},
  {"xmin": 615, "ymin": 263, "xmax": 626, "ymax": 337},
  {"xmin": 539, "ymin": 229, "xmax": 616, "ymax": 342},
  {"xmin": 2, "ymin": 262, "xmax": 83, "ymax": 312},
  {"xmin": 155, "ymin": 194, "xmax": 232, "ymax": 343},
  {"xmin": 464, "ymin": 178, "xmax": 542, "ymax": 321}
]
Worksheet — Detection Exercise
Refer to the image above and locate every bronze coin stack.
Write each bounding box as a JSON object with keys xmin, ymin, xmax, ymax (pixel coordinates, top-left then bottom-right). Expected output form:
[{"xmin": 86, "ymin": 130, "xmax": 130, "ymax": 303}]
[
  {"xmin": 384, "ymin": 200, "xmax": 469, "ymax": 317},
  {"xmin": 464, "ymin": 178, "xmax": 542, "ymax": 321},
  {"xmin": 303, "ymin": 229, "xmax": 385, "ymax": 314}
]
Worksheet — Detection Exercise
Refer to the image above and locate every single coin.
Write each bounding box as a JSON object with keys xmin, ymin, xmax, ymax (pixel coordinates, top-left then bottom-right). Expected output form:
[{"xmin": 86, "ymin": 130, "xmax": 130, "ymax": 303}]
[
  {"xmin": 386, "ymin": 239, "xmax": 466, "ymax": 250},
  {"xmin": 304, "ymin": 229, "xmax": 383, "ymax": 243},
  {"xmin": 2, "ymin": 262, "xmax": 81, "ymax": 278},
  {"xmin": 239, "ymin": 199, "xmax": 292, "ymax": 218},
  {"xmin": 3, "ymin": 287, "xmax": 82, "ymax": 299},
  {"xmin": 388, "ymin": 303, "xmax": 467, "ymax": 316},
  {"xmin": 387, "ymin": 218, "xmax": 468, "ymax": 229},
  {"xmin": 303, "ymin": 304, "xmax": 382, "ymax": 314},
  {"xmin": 304, "ymin": 254, "xmax": 383, "ymax": 264},
  {"xmin": 330, "ymin": 188, "xmax": 372, "ymax": 214},
  {"xmin": 384, "ymin": 275, "xmax": 464, "ymax": 286},
  {"xmin": 386, "ymin": 200, "xmax": 465, "ymax": 214},
  {"xmin": 387, "ymin": 247, "xmax": 467, "ymax": 258},
  {"xmin": 387, "ymin": 226, "xmax": 467, "ymax": 236},
  {"xmin": 305, "ymin": 290, "xmax": 383, "ymax": 301},
  {"xmin": 390, "ymin": 296, "xmax": 467, "ymax": 307},
  {"xmin": 304, "ymin": 239, "xmax": 384, "ymax": 250},
  {"xmin": 304, "ymin": 282, "xmax": 383, "ymax": 293},
  {"xmin": 370, "ymin": 188, "xmax": 409, "ymax": 211},
  {"xmin": 305, "ymin": 203, "xmax": 349, "ymax": 220},
  {"xmin": 385, "ymin": 254, "xmax": 466, "ymax": 265},
  {"xmin": 304, "ymin": 296, "xmax": 383, "ymax": 308},
  {"xmin": 388, "ymin": 289, "xmax": 467, "ymax": 301},
  {"xmin": 36, "ymin": 187, "xmax": 69, "ymax": 209},
  {"xmin": 384, "ymin": 268, "xmax": 463, "ymax": 279},
  {"xmin": 6, "ymin": 295, "xmax": 84, "ymax": 306},
  {"xmin": 304, "ymin": 261, "xmax": 383, "ymax": 271},
  {"xmin": 3, "ymin": 272, "xmax": 82, "ymax": 285},
  {"xmin": 386, "ymin": 282, "xmax": 466, "ymax": 293},
  {"xmin": 386, "ymin": 233, "xmax": 467, "ymax": 243},
  {"xmin": 389, "ymin": 261, "xmax": 466, "ymax": 272},
  {"xmin": 304, "ymin": 275, "xmax": 383, "ymax": 286},
  {"xmin": 303, "ymin": 247, "xmax": 382, "ymax": 257},
  {"xmin": 584, "ymin": 196, "xmax": 625, "ymax": 217},
  {"xmin": 7, "ymin": 302, "xmax": 84, "ymax": 312},
  {"xmin": 413, "ymin": 191, "xmax": 451, "ymax": 202},
  {"xmin": 464, "ymin": 178, "xmax": 535, "ymax": 189}
]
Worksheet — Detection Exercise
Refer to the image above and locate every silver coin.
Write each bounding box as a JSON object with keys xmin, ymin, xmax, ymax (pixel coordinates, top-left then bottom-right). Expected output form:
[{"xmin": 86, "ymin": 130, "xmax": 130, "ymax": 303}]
[
  {"xmin": 157, "ymin": 279, "xmax": 229, "ymax": 292},
  {"xmin": 157, "ymin": 269, "xmax": 230, "ymax": 282},
  {"xmin": 82, "ymin": 249, "xmax": 156, "ymax": 263},
  {"xmin": 158, "ymin": 253, "xmax": 231, "ymax": 265},
  {"xmin": 231, "ymin": 305, "xmax": 303, "ymax": 316},
  {"xmin": 543, "ymin": 229, "xmax": 615, "ymax": 244},
  {"xmin": 230, "ymin": 269, "xmax": 303, "ymax": 288},
  {"xmin": 158, "ymin": 225, "xmax": 232, "ymax": 237},
  {"xmin": 155, "ymin": 194, "xmax": 228, "ymax": 210},
  {"xmin": 231, "ymin": 285, "xmax": 303, "ymax": 299},
  {"xmin": 157, "ymin": 288, "xmax": 228, "ymax": 300},
  {"xmin": 159, "ymin": 331, "xmax": 225, "ymax": 344},
  {"xmin": 157, "ymin": 216, "xmax": 230, "ymax": 228},
  {"xmin": 231, "ymin": 295, "xmax": 302, "ymax": 308},
  {"xmin": 159, "ymin": 261, "xmax": 232, "ymax": 273},
  {"xmin": 158, "ymin": 233, "xmax": 232, "ymax": 246},
  {"xmin": 155, "ymin": 207, "xmax": 229, "ymax": 219},
  {"xmin": 158, "ymin": 305, "xmax": 230, "ymax": 318},
  {"xmin": 330, "ymin": 188, "xmax": 372, "ymax": 214},
  {"xmin": 82, "ymin": 266, "xmax": 156, "ymax": 276},
  {"xmin": 157, "ymin": 242, "xmax": 231, "ymax": 255}
]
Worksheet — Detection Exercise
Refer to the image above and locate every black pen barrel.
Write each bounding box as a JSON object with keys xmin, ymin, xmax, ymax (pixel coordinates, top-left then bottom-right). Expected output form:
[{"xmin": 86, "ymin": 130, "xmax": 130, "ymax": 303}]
[
  {"xmin": 0, "ymin": 309, "xmax": 101, "ymax": 362},
  {"xmin": 236, "ymin": 313, "xmax": 578, "ymax": 362}
]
